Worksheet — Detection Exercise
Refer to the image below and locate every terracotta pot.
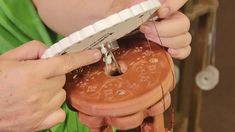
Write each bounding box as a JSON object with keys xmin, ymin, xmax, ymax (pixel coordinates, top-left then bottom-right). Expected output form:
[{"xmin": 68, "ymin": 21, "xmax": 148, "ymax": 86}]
[{"xmin": 65, "ymin": 34, "xmax": 175, "ymax": 131}]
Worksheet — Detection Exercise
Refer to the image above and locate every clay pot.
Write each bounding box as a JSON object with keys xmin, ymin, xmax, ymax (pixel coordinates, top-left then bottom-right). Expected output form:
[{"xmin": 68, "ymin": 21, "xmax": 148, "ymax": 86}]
[{"xmin": 65, "ymin": 34, "xmax": 175, "ymax": 131}]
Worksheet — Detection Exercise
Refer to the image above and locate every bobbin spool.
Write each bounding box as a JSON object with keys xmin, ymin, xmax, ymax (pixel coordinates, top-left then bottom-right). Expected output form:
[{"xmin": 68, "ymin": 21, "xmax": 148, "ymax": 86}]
[
  {"xmin": 196, "ymin": 14, "xmax": 219, "ymax": 91},
  {"xmin": 65, "ymin": 34, "xmax": 175, "ymax": 131},
  {"xmin": 196, "ymin": 65, "xmax": 219, "ymax": 91},
  {"xmin": 174, "ymin": 65, "xmax": 180, "ymax": 84}
]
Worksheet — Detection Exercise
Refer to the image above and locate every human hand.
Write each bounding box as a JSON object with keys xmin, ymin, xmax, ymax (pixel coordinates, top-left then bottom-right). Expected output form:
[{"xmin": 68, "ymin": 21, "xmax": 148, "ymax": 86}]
[
  {"xmin": 0, "ymin": 41, "xmax": 101, "ymax": 131},
  {"xmin": 140, "ymin": 0, "xmax": 191, "ymax": 59}
]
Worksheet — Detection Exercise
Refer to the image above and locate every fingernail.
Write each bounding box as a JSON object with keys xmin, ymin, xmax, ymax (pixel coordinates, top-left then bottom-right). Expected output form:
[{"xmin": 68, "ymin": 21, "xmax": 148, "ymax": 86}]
[
  {"xmin": 158, "ymin": 7, "xmax": 170, "ymax": 18},
  {"xmin": 92, "ymin": 49, "xmax": 102, "ymax": 61}
]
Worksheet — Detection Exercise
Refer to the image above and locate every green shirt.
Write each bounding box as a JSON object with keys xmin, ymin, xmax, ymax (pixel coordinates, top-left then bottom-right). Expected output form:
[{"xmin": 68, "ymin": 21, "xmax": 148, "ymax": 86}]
[{"xmin": 0, "ymin": 0, "xmax": 89, "ymax": 131}]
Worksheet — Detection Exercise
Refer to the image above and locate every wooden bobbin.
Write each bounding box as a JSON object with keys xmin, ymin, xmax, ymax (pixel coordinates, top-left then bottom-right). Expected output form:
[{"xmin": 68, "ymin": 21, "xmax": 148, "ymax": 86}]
[{"xmin": 65, "ymin": 34, "xmax": 175, "ymax": 132}]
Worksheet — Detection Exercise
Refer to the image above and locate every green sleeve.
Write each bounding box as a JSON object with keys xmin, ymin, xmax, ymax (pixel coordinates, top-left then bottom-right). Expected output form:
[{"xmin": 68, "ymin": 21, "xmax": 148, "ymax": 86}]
[
  {"xmin": 0, "ymin": 0, "xmax": 89, "ymax": 132},
  {"xmin": 0, "ymin": 0, "xmax": 53, "ymax": 54}
]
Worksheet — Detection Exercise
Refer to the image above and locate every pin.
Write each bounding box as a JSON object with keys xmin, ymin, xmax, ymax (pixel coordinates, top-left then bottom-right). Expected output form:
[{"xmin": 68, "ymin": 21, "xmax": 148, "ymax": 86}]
[{"xmin": 101, "ymin": 43, "xmax": 122, "ymax": 76}]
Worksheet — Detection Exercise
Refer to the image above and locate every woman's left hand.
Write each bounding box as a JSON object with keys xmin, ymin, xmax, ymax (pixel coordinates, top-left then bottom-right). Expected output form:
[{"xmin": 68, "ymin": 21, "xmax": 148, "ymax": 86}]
[{"xmin": 140, "ymin": 0, "xmax": 191, "ymax": 59}]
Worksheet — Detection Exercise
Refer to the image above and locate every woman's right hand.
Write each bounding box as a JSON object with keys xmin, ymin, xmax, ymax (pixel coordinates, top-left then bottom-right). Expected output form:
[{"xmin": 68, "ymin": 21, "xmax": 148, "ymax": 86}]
[{"xmin": 0, "ymin": 40, "xmax": 101, "ymax": 131}]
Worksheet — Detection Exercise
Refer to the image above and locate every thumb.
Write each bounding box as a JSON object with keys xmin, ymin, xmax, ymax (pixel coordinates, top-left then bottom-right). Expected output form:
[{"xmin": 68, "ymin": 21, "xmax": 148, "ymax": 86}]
[
  {"xmin": 34, "ymin": 109, "xmax": 66, "ymax": 131},
  {"xmin": 1, "ymin": 40, "xmax": 48, "ymax": 60}
]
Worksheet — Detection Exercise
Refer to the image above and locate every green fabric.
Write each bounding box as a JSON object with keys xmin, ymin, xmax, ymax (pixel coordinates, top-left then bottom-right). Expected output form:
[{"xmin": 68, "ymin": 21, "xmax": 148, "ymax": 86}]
[{"xmin": 0, "ymin": 0, "xmax": 89, "ymax": 131}]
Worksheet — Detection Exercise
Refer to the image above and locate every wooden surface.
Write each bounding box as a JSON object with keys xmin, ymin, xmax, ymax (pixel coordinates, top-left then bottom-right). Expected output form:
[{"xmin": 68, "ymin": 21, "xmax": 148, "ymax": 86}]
[{"xmin": 65, "ymin": 34, "xmax": 175, "ymax": 131}]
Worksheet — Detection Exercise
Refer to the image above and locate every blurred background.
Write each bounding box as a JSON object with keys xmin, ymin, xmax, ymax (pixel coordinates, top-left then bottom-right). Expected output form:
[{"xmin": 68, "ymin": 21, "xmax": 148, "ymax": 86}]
[{"xmin": 172, "ymin": 0, "xmax": 235, "ymax": 131}]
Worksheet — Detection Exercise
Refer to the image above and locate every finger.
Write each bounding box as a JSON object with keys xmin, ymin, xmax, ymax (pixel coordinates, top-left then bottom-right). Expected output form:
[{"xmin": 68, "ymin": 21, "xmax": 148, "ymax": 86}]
[
  {"xmin": 140, "ymin": 12, "xmax": 190, "ymax": 37},
  {"xmin": 34, "ymin": 108, "xmax": 66, "ymax": 131},
  {"xmin": 1, "ymin": 40, "xmax": 47, "ymax": 60},
  {"xmin": 45, "ymin": 75, "xmax": 66, "ymax": 94},
  {"xmin": 145, "ymin": 32, "xmax": 192, "ymax": 49},
  {"xmin": 157, "ymin": 0, "xmax": 188, "ymax": 18},
  {"xmin": 31, "ymin": 49, "xmax": 102, "ymax": 78},
  {"xmin": 168, "ymin": 46, "xmax": 191, "ymax": 59},
  {"xmin": 147, "ymin": 92, "xmax": 171, "ymax": 116},
  {"xmin": 108, "ymin": 112, "xmax": 144, "ymax": 130},
  {"xmin": 46, "ymin": 89, "xmax": 66, "ymax": 113}
]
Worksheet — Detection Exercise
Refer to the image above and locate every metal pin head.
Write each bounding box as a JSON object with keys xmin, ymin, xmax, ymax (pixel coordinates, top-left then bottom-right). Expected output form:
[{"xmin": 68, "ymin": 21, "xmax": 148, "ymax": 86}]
[{"xmin": 100, "ymin": 42, "xmax": 122, "ymax": 76}]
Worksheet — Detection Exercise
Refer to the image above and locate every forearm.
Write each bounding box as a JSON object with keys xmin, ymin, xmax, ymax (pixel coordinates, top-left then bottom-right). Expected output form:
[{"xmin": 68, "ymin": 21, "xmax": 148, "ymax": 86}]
[{"xmin": 33, "ymin": 0, "xmax": 141, "ymax": 36}]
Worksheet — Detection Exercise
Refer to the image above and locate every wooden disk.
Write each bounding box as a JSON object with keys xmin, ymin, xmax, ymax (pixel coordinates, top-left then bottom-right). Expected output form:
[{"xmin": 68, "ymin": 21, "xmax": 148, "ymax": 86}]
[{"xmin": 65, "ymin": 34, "xmax": 174, "ymax": 117}]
